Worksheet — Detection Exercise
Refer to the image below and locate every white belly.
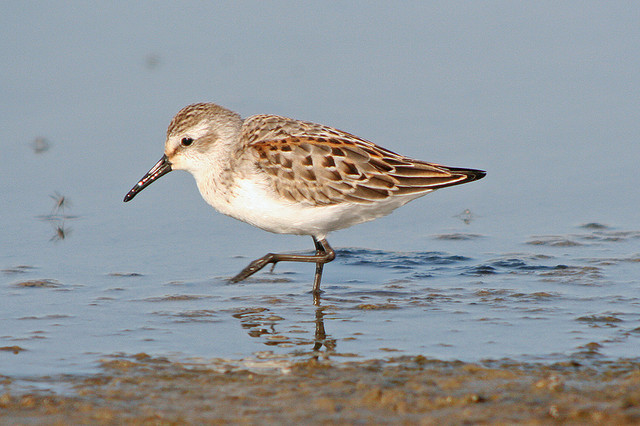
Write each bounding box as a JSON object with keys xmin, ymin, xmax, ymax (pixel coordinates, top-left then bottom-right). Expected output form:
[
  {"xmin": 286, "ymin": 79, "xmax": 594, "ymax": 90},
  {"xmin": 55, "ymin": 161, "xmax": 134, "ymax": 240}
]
[{"xmin": 198, "ymin": 177, "xmax": 429, "ymax": 239}]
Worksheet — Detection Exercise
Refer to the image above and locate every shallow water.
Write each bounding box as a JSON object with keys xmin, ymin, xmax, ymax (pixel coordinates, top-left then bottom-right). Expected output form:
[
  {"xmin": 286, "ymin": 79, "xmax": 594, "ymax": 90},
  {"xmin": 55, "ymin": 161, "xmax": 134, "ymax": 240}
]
[
  {"xmin": 2, "ymin": 2, "xmax": 640, "ymax": 383},
  {"xmin": 3, "ymin": 223, "xmax": 639, "ymax": 380}
]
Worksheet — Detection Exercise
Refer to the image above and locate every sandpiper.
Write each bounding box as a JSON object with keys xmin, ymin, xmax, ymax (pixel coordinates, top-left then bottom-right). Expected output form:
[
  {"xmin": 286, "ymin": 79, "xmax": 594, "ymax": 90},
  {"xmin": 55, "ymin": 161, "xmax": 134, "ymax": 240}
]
[{"xmin": 124, "ymin": 103, "xmax": 485, "ymax": 294}]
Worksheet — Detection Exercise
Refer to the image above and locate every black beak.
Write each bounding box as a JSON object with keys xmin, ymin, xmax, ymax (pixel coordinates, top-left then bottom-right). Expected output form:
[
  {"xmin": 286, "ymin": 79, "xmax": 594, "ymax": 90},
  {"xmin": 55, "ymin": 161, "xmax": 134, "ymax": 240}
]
[{"xmin": 123, "ymin": 154, "xmax": 172, "ymax": 202}]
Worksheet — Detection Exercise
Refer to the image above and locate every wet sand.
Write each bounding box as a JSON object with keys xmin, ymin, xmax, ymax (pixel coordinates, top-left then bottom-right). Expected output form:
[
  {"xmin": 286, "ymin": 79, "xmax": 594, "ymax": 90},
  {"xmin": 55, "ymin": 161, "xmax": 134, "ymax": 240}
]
[{"xmin": 2, "ymin": 354, "xmax": 639, "ymax": 424}]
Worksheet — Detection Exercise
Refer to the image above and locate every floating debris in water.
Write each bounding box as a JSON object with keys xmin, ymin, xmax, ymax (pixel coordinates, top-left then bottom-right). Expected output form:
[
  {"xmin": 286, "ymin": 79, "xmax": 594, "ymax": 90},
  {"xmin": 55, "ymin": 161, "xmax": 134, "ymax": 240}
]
[
  {"xmin": 580, "ymin": 223, "xmax": 609, "ymax": 230},
  {"xmin": 455, "ymin": 209, "xmax": 476, "ymax": 224},
  {"xmin": 2, "ymin": 265, "xmax": 36, "ymax": 274},
  {"xmin": 108, "ymin": 272, "xmax": 143, "ymax": 277},
  {"xmin": 153, "ymin": 309, "xmax": 220, "ymax": 324},
  {"xmin": 145, "ymin": 53, "xmax": 162, "ymax": 70},
  {"xmin": 527, "ymin": 227, "xmax": 640, "ymax": 246},
  {"xmin": 433, "ymin": 233, "xmax": 483, "ymax": 240},
  {"xmin": 539, "ymin": 265, "xmax": 604, "ymax": 284},
  {"xmin": 576, "ymin": 314, "xmax": 622, "ymax": 325},
  {"xmin": 30, "ymin": 137, "xmax": 51, "ymax": 154},
  {"xmin": 0, "ymin": 346, "xmax": 26, "ymax": 354},
  {"xmin": 143, "ymin": 294, "xmax": 214, "ymax": 302},
  {"xmin": 526, "ymin": 236, "xmax": 584, "ymax": 247},
  {"xmin": 572, "ymin": 341, "xmax": 604, "ymax": 358},
  {"xmin": 355, "ymin": 303, "xmax": 399, "ymax": 310},
  {"xmin": 13, "ymin": 279, "xmax": 62, "ymax": 288}
]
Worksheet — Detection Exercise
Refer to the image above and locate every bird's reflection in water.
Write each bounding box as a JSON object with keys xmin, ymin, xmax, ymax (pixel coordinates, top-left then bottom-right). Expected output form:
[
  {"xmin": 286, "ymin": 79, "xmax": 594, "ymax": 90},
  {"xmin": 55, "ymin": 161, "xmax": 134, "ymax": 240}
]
[
  {"xmin": 232, "ymin": 292, "xmax": 335, "ymax": 357},
  {"xmin": 312, "ymin": 293, "xmax": 335, "ymax": 355}
]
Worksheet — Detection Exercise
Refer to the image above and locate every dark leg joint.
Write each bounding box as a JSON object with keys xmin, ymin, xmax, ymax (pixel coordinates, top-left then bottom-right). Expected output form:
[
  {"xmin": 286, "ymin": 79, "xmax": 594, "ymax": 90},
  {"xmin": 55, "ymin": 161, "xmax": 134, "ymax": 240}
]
[
  {"xmin": 230, "ymin": 238, "xmax": 336, "ymax": 295},
  {"xmin": 230, "ymin": 253, "xmax": 277, "ymax": 283}
]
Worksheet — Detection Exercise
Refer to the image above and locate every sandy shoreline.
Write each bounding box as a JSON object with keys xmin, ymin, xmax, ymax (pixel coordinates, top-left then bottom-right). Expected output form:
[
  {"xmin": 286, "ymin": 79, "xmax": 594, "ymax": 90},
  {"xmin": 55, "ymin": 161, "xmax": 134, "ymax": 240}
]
[{"xmin": 2, "ymin": 354, "xmax": 640, "ymax": 424}]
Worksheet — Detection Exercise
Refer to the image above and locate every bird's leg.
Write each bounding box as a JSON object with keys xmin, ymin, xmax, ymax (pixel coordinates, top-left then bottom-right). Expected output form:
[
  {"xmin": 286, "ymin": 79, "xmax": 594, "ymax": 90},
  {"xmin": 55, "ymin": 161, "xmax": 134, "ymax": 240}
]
[
  {"xmin": 230, "ymin": 237, "xmax": 335, "ymax": 292},
  {"xmin": 312, "ymin": 237, "xmax": 329, "ymax": 295}
]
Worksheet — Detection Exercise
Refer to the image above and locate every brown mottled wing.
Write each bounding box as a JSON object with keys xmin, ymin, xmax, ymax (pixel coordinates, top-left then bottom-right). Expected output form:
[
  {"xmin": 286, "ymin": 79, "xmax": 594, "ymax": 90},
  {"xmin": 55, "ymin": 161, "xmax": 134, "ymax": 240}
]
[{"xmin": 244, "ymin": 115, "xmax": 484, "ymax": 206}]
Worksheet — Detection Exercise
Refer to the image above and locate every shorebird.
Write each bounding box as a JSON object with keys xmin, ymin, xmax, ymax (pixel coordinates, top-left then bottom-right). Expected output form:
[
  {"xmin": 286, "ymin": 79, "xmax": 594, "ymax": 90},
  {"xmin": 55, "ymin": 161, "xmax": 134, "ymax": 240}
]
[{"xmin": 124, "ymin": 103, "xmax": 485, "ymax": 294}]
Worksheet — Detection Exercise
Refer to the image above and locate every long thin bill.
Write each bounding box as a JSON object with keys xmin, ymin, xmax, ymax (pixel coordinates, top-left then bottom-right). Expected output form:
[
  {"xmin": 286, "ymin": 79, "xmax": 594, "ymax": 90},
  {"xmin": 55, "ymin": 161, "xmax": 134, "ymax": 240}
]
[{"xmin": 123, "ymin": 154, "xmax": 172, "ymax": 202}]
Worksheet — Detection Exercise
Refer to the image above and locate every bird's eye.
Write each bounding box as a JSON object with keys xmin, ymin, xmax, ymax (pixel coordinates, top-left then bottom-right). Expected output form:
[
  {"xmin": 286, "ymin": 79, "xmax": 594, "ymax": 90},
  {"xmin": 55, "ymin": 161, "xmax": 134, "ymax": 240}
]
[{"xmin": 181, "ymin": 137, "xmax": 193, "ymax": 147}]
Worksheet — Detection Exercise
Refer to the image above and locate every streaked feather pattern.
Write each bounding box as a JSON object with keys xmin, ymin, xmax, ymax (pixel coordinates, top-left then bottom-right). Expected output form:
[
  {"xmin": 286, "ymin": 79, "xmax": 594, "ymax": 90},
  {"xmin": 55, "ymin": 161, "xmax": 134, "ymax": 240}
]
[{"xmin": 242, "ymin": 115, "xmax": 483, "ymax": 206}]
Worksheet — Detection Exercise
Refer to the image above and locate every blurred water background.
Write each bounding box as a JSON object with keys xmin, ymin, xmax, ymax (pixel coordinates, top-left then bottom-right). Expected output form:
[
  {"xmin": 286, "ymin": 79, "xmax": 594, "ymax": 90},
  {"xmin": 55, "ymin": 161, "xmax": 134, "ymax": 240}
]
[{"xmin": 1, "ymin": 2, "xmax": 639, "ymax": 381}]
